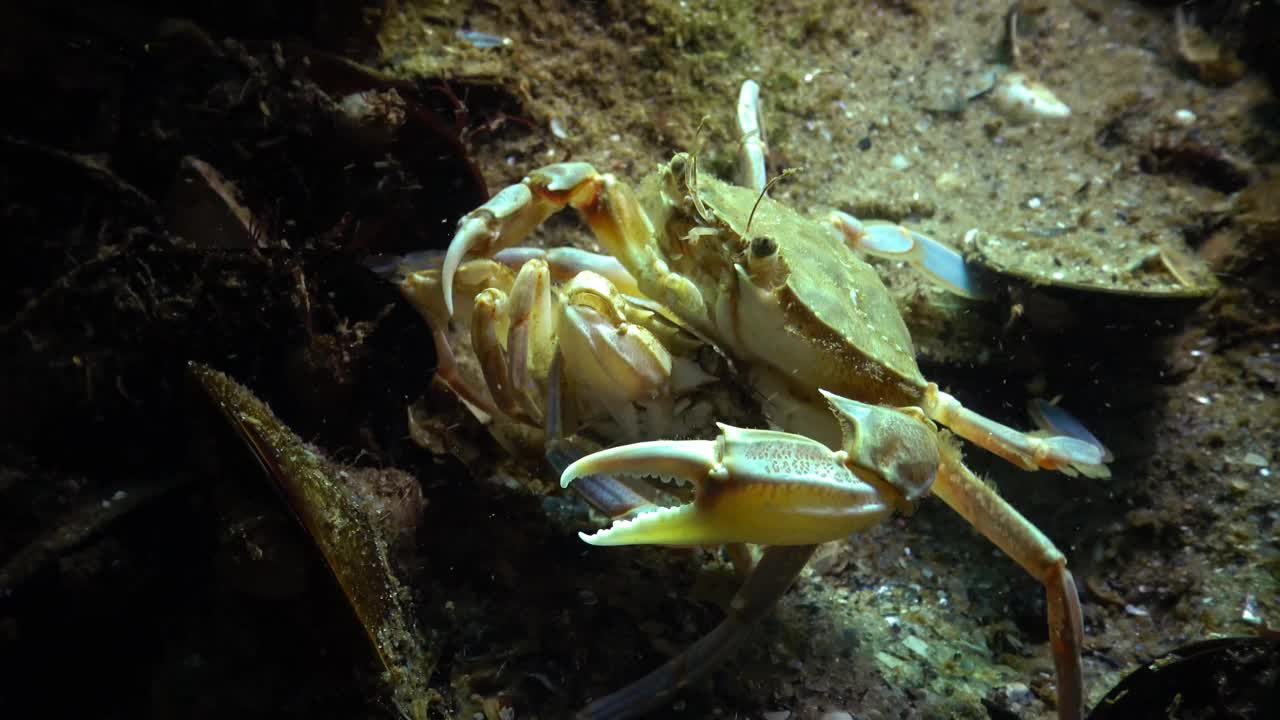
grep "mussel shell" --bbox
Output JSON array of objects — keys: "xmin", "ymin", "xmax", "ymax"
[{"xmin": 1088, "ymin": 635, "xmax": 1280, "ymax": 719}]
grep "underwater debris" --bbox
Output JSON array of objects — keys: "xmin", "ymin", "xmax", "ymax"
[
  {"xmin": 1174, "ymin": 6, "xmax": 1246, "ymax": 87},
  {"xmin": 336, "ymin": 88, "xmax": 409, "ymax": 149},
  {"xmin": 989, "ymin": 71, "xmax": 1071, "ymax": 122},
  {"xmin": 189, "ymin": 363, "xmax": 435, "ymax": 720},
  {"xmin": 0, "ymin": 135, "xmax": 158, "ymax": 220},
  {"xmin": 981, "ymin": 3, "xmax": 1071, "ymax": 122},
  {"xmin": 1141, "ymin": 135, "xmax": 1254, "ymax": 194},
  {"xmin": 168, "ymin": 156, "xmax": 259, "ymax": 249},
  {"xmin": 456, "ymin": 28, "xmax": 512, "ymax": 50},
  {"xmin": 0, "ymin": 474, "xmax": 189, "ymax": 594}
]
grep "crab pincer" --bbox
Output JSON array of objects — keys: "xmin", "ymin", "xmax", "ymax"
[{"xmin": 560, "ymin": 390, "xmax": 945, "ymax": 548}]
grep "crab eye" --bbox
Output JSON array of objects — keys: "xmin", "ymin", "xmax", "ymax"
[
  {"xmin": 746, "ymin": 235, "xmax": 786, "ymax": 288},
  {"xmin": 750, "ymin": 235, "xmax": 777, "ymax": 258}
]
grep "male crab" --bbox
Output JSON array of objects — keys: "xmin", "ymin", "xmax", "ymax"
[{"xmin": 394, "ymin": 80, "xmax": 1106, "ymax": 719}]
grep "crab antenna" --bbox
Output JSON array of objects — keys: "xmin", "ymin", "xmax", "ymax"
[
  {"xmin": 746, "ymin": 167, "xmax": 800, "ymax": 236},
  {"xmin": 689, "ymin": 114, "xmax": 713, "ymax": 184},
  {"xmin": 1005, "ymin": 2, "xmax": 1024, "ymax": 68},
  {"xmin": 692, "ymin": 114, "xmax": 713, "ymax": 149}
]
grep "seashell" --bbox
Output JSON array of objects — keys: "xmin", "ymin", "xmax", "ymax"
[{"xmin": 989, "ymin": 71, "xmax": 1071, "ymax": 122}]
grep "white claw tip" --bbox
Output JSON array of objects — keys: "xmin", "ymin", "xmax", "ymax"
[{"xmin": 441, "ymin": 220, "xmax": 477, "ymax": 317}]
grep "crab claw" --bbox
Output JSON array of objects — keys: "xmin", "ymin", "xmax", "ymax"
[
  {"xmin": 443, "ymin": 184, "xmax": 534, "ymax": 316},
  {"xmin": 443, "ymin": 163, "xmax": 602, "ymax": 317},
  {"xmin": 559, "ymin": 424, "xmax": 894, "ymax": 547}
]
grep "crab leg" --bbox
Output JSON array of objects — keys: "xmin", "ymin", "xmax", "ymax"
[
  {"xmin": 468, "ymin": 256, "xmax": 558, "ymax": 423},
  {"xmin": 469, "ymin": 287, "xmax": 521, "ymax": 415},
  {"xmin": 393, "ymin": 256, "xmax": 515, "ymax": 418},
  {"xmin": 444, "ymin": 163, "xmax": 708, "ymax": 332},
  {"xmin": 562, "ymin": 393, "xmax": 1086, "ymax": 718},
  {"xmin": 830, "ymin": 211, "xmax": 995, "ymax": 301},
  {"xmin": 548, "ymin": 372, "xmax": 814, "ymax": 720},
  {"xmin": 506, "ymin": 258, "xmax": 556, "ymax": 421},
  {"xmin": 930, "ymin": 442, "xmax": 1085, "ymax": 720},
  {"xmin": 557, "ymin": 271, "xmax": 677, "ymax": 440},
  {"xmin": 574, "ymin": 544, "xmax": 816, "ymax": 720},
  {"xmin": 736, "ymin": 79, "xmax": 768, "ymax": 194},
  {"xmin": 544, "ymin": 352, "xmax": 668, "ymax": 520},
  {"xmin": 494, "ymin": 246, "xmax": 642, "ymax": 297},
  {"xmin": 922, "ymin": 384, "xmax": 1105, "ymax": 472},
  {"xmin": 443, "ymin": 175, "xmax": 568, "ymax": 316}
]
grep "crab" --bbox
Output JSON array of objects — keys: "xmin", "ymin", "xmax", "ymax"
[{"xmin": 394, "ymin": 80, "xmax": 1107, "ymax": 720}]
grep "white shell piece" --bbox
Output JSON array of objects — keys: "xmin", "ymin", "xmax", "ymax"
[{"xmin": 989, "ymin": 72, "xmax": 1071, "ymax": 122}]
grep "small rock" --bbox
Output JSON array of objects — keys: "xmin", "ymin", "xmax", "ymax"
[
  {"xmin": 903, "ymin": 634, "xmax": 931, "ymax": 659},
  {"xmin": 1003, "ymin": 682, "xmax": 1033, "ymax": 704},
  {"xmin": 762, "ymin": 711, "xmax": 791, "ymax": 720},
  {"xmin": 1242, "ymin": 594, "xmax": 1263, "ymax": 625},
  {"xmin": 819, "ymin": 712, "xmax": 855, "ymax": 720},
  {"xmin": 934, "ymin": 171, "xmax": 963, "ymax": 192}
]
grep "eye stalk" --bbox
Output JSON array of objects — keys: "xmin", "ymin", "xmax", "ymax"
[{"xmin": 746, "ymin": 234, "xmax": 785, "ymax": 288}]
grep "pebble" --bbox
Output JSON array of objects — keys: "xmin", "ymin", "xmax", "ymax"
[
  {"xmin": 1242, "ymin": 594, "xmax": 1263, "ymax": 624},
  {"xmin": 1003, "ymin": 682, "xmax": 1033, "ymax": 704},
  {"xmin": 820, "ymin": 713, "xmax": 854, "ymax": 720},
  {"xmin": 902, "ymin": 634, "xmax": 931, "ymax": 659},
  {"xmin": 934, "ymin": 171, "xmax": 963, "ymax": 192},
  {"xmin": 456, "ymin": 29, "xmax": 511, "ymax": 49},
  {"xmin": 1242, "ymin": 452, "xmax": 1267, "ymax": 467},
  {"xmin": 890, "ymin": 154, "xmax": 911, "ymax": 170},
  {"xmin": 762, "ymin": 712, "xmax": 792, "ymax": 720},
  {"xmin": 1173, "ymin": 108, "xmax": 1197, "ymax": 126}
]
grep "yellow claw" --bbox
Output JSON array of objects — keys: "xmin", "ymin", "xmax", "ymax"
[{"xmin": 560, "ymin": 422, "xmax": 895, "ymax": 547}]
